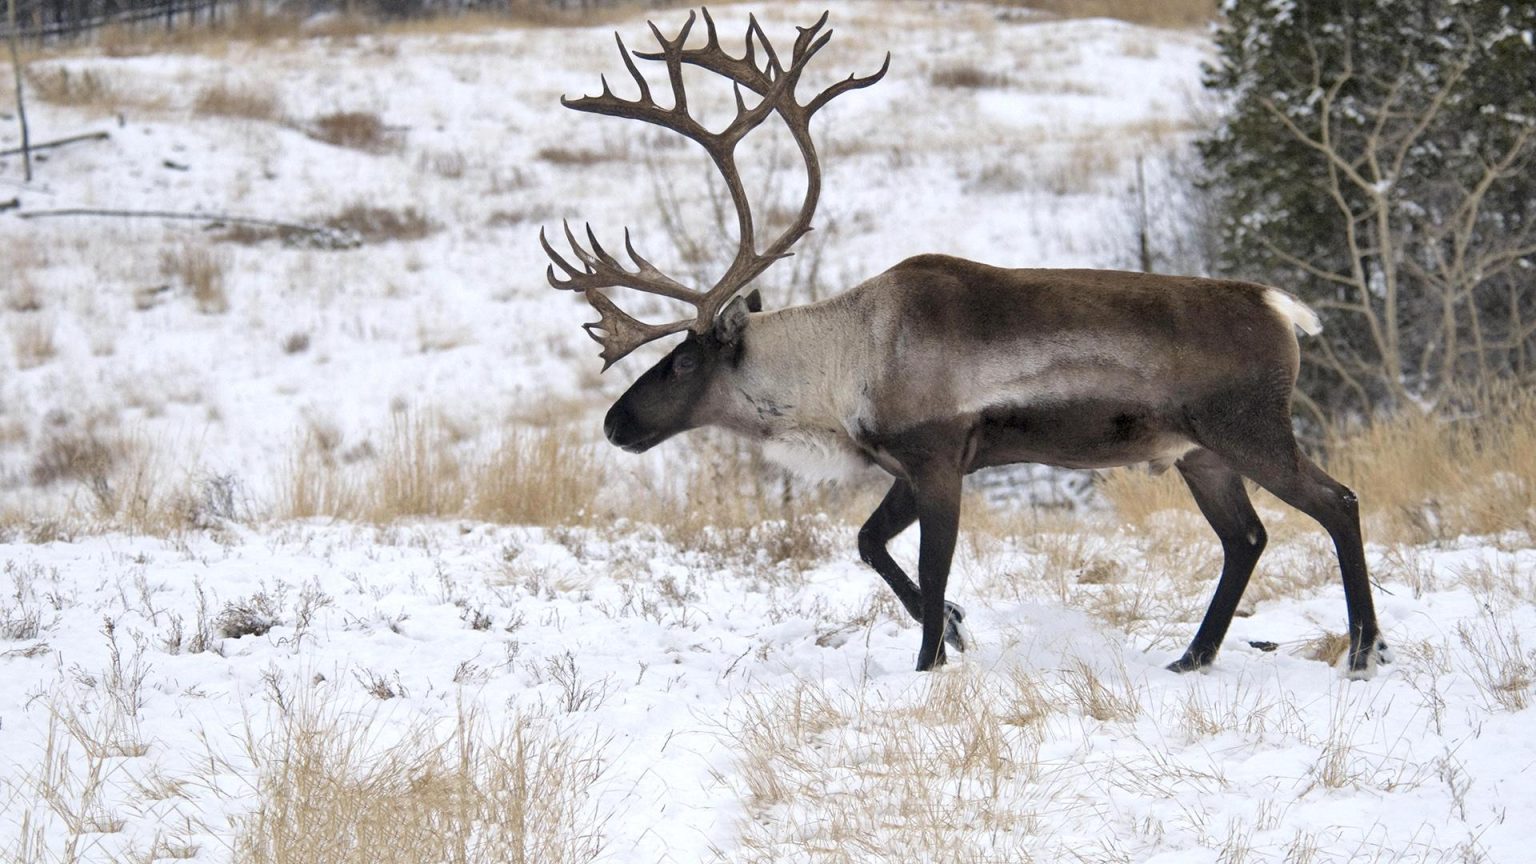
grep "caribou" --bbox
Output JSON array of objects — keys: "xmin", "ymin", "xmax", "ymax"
[{"xmin": 540, "ymin": 9, "xmax": 1390, "ymax": 677}]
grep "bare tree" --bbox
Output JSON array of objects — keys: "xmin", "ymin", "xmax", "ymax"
[{"xmin": 1256, "ymin": 33, "xmax": 1536, "ymax": 414}]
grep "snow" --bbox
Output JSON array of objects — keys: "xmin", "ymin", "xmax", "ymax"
[{"xmin": 2, "ymin": 3, "xmax": 1533, "ymax": 862}]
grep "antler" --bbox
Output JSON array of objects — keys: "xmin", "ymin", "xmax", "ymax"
[{"xmin": 542, "ymin": 8, "xmax": 889, "ymax": 369}]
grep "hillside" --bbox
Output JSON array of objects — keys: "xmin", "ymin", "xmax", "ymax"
[{"xmin": 2, "ymin": 4, "xmax": 1533, "ymax": 862}]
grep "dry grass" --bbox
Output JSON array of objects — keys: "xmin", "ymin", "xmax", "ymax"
[
  {"xmin": 216, "ymin": 204, "xmax": 436, "ymax": 247},
  {"xmin": 1019, "ymin": 0, "xmax": 1220, "ymax": 29},
  {"xmin": 642, "ymin": 433, "xmax": 865, "ymax": 568},
  {"xmin": 1456, "ymin": 612, "xmax": 1533, "ymax": 712},
  {"xmin": 470, "ymin": 431, "xmax": 605, "ymax": 525},
  {"xmin": 6, "ymin": 274, "xmax": 43, "ymax": 313},
  {"xmin": 325, "ymin": 204, "xmax": 437, "ymax": 244},
  {"xmin": 159, "ymin": 246, "xmax": 231, "ymax": 314},
  {"xmin": 95, "ymin": 10, "xmax": 311, "ymax": 57},
  {"xmin": 307, "ymin": 111, "xmax": 395, "ymax": 152},
  {"xmin": 419, "ymin": 148, "xmax": 469, "ymax": 179},
  {"xmin": 283, "ymin": 426, "xmax": 364, "ymax": 521},
  {"xmin": 535, "ymin": 145, "xmax": 625, "ymax": 166},
  {"xmin": 193, "ymin": 81, "xmax": 283, "ymax": 121},
  {"xmin": 282, "ymin": 413, "xmax": 603, "ymax": 527},
  {"xmin": 930, "ymin": 64, "xmax": 1011, "ymax": 89},
  {"xmin": 232, "ymin": 695, "xmax": 607, "ymax": 864},
  {"xmin": 30, "ymin": 429, "xmax": 125, "ymax": 488},
  {"xmin": 24, "ymin": 67, "xmax": 114, "ymax": 108},
  {"xmin": 281, "ymin": 416, "xmax": 853, "ymax": 564},
  {"xmin": 729, "ymin": 666, "xmax": 1138, "ymax": 862},
  {"xmin": 1098, "ymin": 387, "xmax": 1536, "ymax": 548},
  {"xmin": 365, "ymin": 412, "xmax": 468, "ymax": 521},
  {"xmin": 10, "ymin": 318, "xmax": 58, "ymax": 369},
  {"xmin": 24, "ymin": 423, "xmax": 239, "ymax": 536},
  {"xmin": 1328, "ymin": 387, "xmax": 1536, "ymax": 543},
  {"xmin": 1299, "ymin": 631, "xmax": 1351, "ymax": 666}
]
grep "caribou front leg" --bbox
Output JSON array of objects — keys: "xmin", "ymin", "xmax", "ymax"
[{"xmin": 858, "ymin": 479, "xmax": 970, "ymax": 658}]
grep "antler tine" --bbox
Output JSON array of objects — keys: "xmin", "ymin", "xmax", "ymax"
[
  {"xmin": 562, "ymin": 219, "xmax": 601, "ymax": 271},
  {"xmin": 539, "ymin": 226, "xmax": 592, "ymax": 291},
  {"xmin": 808, "ymin": 52, "xmax": 891, "ymax": 117},
  {"xmin": 699, "ymin": 5, "xmax": 721, "ymax": 52},
  {"xmin": 789, "ymin": 11, "xmax": 831, "ymax": 72},
  {"xmin": 614, "ymin": 32, "xmax": 652, "ymax": 104},
  {"xmin": 646, "ymin": 11, "xmax": 696, "ymax": 116},
  {"xmin": 582, "ymin": 291, "xmax": 693, "ymax": 371},
  {"xmin": 748, "ymin": 14, "xmax": 781, "ymax": 77}
]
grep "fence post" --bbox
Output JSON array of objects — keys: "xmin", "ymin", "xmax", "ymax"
[{"xmin": 5, "ymin": 0, "xmax": 31, "ymax": 182}]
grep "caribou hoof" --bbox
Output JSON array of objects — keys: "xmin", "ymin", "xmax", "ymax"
[
  {"xmin": 942, "ymin": 601, "xmax": 971, "ymax": 654},
  {"xmin": 1165, "ymin": 651, "xmax": 1213, "ymax": 674},
  {"xmin": 1345, "ymin": 638, "xmax": 1392, "ymax": 681}
]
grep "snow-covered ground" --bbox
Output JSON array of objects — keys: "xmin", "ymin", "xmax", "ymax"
[{"xmin": 2, "ymin": 3, "xmax": 1533, "ymax": 862}]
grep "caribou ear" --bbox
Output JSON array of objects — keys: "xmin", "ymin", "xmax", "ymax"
[
  {"xmin": 745, "ymin": 289, "xmax": 763, "ymax": 313},
  {"xmin": 716, "ymin": 294, "xmax": 754, "ymax": 344}
]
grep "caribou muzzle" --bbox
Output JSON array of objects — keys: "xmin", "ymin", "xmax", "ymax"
[{"xmin": 603, "ymin": 402, "xmax": 664, "ymax": 453}]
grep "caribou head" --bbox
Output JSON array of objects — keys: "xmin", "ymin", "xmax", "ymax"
[
  {"xmin": 542, "ymin": 9, "xmax": 1392, "ymax": 679},
  {"xmin": 540, "ymin": 9, "xmax": 885, "ymax": 452},
  {"xmin": 601, "ymin": 290, "xmax": 760, "ymax": 453}
]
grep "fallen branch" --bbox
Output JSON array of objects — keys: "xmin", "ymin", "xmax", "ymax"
[
  {"xmin": 0, "ymin": 130, "xmax": 111, "ymax": 158},
  {"xmin": 16, "ymin": 207, "xmax": 362, "ymax": 249}
]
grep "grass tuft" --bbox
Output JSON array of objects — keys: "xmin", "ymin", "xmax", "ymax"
[
  {"xmin": 307, "ymin": 111, "xmax": 395, "ymax": 152},
  {"xmin": 930, "ymin": 64, "xmax": 1011, "ymax": 89},
  {"xmin": 232, "ymin": 692, "xmax": 608, "ymax": 864},
  {"xmin": 193, "ymin": 82, "xmax": 283, "ymax": 121},
  {"xmin": 325, "ymin": 204, "xmax": 437, "ymax": 244},
  {"xmin": 159, "ymin": 246, "xmax": 231, "ymax": 314}
]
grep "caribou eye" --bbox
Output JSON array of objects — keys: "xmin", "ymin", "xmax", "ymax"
[{"xmin": 673, "ymin": 353, "xmax": 699, "ymax": 376}]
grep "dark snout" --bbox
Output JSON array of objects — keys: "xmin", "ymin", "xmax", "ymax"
[{"xmin": 603, "ymin": 401, "xmax": 663, "ymax": 453}]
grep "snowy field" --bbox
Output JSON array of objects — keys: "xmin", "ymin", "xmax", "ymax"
[{"xmin": 2, "ymin": 2, "xmax": 1534, "ymax": 862}]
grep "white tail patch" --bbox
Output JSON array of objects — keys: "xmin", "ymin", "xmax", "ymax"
[{"xmin": 1264, "ymin": 288, "xmax": 1322, "ymax": 336}]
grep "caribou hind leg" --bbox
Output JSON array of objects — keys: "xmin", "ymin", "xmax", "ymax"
[
  {"xmin": 1167, "ymin": 448, "xmax": 1267, "ymax": 672},
  {"xmin": 1191, "ymin": 402, "xmax": 1389, "ymax": 678},
  {"xmin": 857, "ymin": 479, "xmax": 970, "ymax": 660}
]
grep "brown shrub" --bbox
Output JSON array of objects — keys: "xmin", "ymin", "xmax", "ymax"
[
  {"xmin": 930, "ymin": 64, "xmax": 1010, "ymax": 89},
  {"xmin": 31, "ymin": 431, "xmax": 122, "ymax": 487},
  {"xmin": 535, "ymin": 146, "xmax": 622, "ymax": 165},
  {"xmin": 324, "ymin": 205, "xmax": 437, "ymax": 244},
  {"xmin": 308, "ymin": 111, "xmax": 395, "ymax": 152},
  {"xmin": 193, "ymin": 82, "xmax": 283, "ymax": 121}
]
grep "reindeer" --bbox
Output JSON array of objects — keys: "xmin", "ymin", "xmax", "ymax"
[{"xmin": 540, "ymin": 9, "xmax": 1391, "ymax": 677}]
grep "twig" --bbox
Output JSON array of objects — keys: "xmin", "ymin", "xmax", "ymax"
[{"xmin": 0, "ymin": 130, "xmax": 109, "ymax": 157}]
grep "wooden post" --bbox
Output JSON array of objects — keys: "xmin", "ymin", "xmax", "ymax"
[
  {"xmin": 4, "ymin": 0, "xmax": 30, "ymax": 182},
  {"xmin": 1135, "ymin": 153, "xmax": 1151, "ymax": 273}
]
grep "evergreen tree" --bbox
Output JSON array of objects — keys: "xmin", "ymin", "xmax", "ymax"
[{"xmin": 1201, "ymin": 0, "xmax": 1536, "ymax": 419}]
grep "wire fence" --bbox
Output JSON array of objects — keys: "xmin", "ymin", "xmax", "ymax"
[
  {"xmin": 5, "ymin": 0, "xmax": 232, "ymax": 40},
  {"xmin": 1, "ymin": 0, "xmax": 646, "ymax": 42}
]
